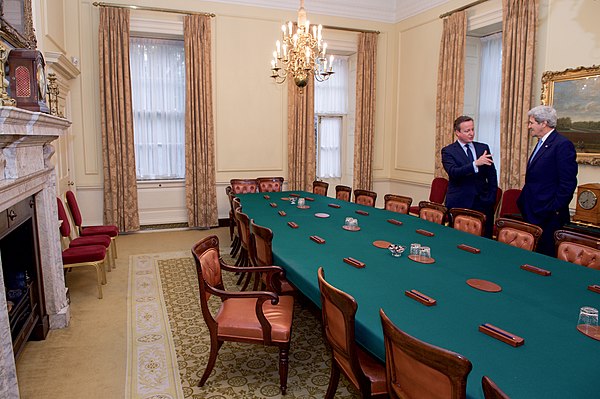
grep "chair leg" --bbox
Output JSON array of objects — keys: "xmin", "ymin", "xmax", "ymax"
[
  {"xmin": 92, "ymin": 263, "xmax": 104, "ymax": 299},
  {"xmin": 230, "ymin": 236, "xmax": 240, "ymax": 257},
  {"xmin": 325, "ymin": 361, "xmax": 340, "ymax": 399},
  {"xmin": 199, "ymin": 339, "xmax": 223, "ymax": 387},
  {"xmin": 111, "ymin": 237, "xmax": 118, "ymax": 258},
  {"xmin": 278, "ymin": 344, "xmax": 290, "ymax": 395}
]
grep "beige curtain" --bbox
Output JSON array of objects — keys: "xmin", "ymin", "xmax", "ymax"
[
  {"xmin": 434, "ymin": 11, "xmax": 467, "ymax": 178},
  {"xmin": 287, "ymin": 80, "xmax": 315, "ymax": 191},
  {"xmin": 184, "ymin": 15, "xmax": 218, "ymax": 228},
  {"xmin": 499, "ymin": 0, "xmax": 539, "ymax": 189},
  {"xmin": 98, "ymin": 7, "xmax": 139, "ymax": 232},
  {"xmin": 353, "ymin": 32, "xmax": 378, "ymax": 190}
]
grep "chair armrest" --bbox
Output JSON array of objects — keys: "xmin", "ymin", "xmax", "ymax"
[{"xmin": 220, "ymin": 260, "xmax": 288, "ymax": 294}]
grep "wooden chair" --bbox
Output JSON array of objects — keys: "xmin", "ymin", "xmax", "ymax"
[
  {"xmin": 354, "ymin": 189, "xmax": 377, "ymax": 207},
  {"xmin": 449, "ymin": 208, "xmax": 486, "ymax": 237},
  {"xmin": 257, "ymin": 177, "xmax": 284, "ymax": 192},
  {"xmin": 409, "ymin": 177, "xmax": 449, "ymax": 215},
  {"xmin": 192, "ymin": 235, "xmax": 294, "ymax": 394},
  {"xmin": 384, "ymin": 194, "xmax": 413, "ymax": 214},
  {"xmin": 482, "ymin": 376, "xmax": 510, "ymax": 399},
  {"xmin": 380, "ymin": 308, "xmax": 472, "ymax": 399},
  {"xmin": 230, "ymin": 178, "xmax": 258, "ymax": 194},
  {"xmin": 313, "ymin": 180, "xmax": 329, "ymax": 196},
  {"xmin": 229, "ymin": 196, "xmax": 242, "ymax": 258},
  {"xmin": 495, "ymin": 218, "xmax": 543, "ymax": 252},
  {"xmin": 498, "ymin": 188, "xmax": 522, "ymax": 220},
  {"xmin": 418, "ymin": 201, "xmax": 448, "ymax": 225},
  {"xmin": 554, "ymin": 229, "xmax": 600, "ymax": 270},
  {"xmin": 233, "ymin": 208, "xmax": 254, "ymax": 285},
  {"xmin": 335, "ymin": 185, "xmax": 352, "ymax": 202},
  {"xmin": 317, "ymin": 267, "xmax": 387, "ymax": 399}
]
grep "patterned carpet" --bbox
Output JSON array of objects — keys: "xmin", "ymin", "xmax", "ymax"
[{"xmin": 128, "ymin": 250, "xmax": 360, "ymax": 398}]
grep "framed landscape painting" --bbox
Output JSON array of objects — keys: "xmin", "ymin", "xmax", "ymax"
[{"xmin": 541, "ymin": 65, "xmax": 600, "ymax": 165}]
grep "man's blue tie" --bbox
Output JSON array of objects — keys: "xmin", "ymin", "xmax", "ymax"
[
  {"xmin": 464, "ymin": 144, "xmax": 474, "ymax": 163},
  {"xmin": 529, "ymin": 139, "xmax": 543, "ymax": 164}
]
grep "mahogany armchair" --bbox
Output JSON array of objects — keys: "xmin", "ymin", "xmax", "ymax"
[
  {"xmin": 335, "ymin": 185, "xmax": 352, "ymax": 202},
  {"xmin": 495, "ymin": 218, "xmax": 543, "ymax": 252},
  {"xmin": 418, "ymin": 201, "xmax": 448, "ymax": 225},
  {"xmin": 384, "ymin": 194, "xmax": 413, "ymax": 214},
  {"xmin": 554, "ymin": 229, "xmax": 600, "ymax": 270},
  {"xmin": 354, "ymin": 189, "xmax": 377, "ymax": 207},
  {"xmin": 482, "ymin": 376, "xmax": 510, "ymax": 399},
  {"xmin": 192, "ymin": 235, "xmax": 294, "ymax": 394},
  {"xmin": 449, "ymin": 208, "xmax": 487, "ymax": 237},
  {"xmin": 230, "ymin": 178, "xmax": 258, "ymax": 194},
  {"xmin": 257, "ymin": 177, "xmax": 284, "ymax": 192},
  {"xmin": 409, "ymin": 177, "xmax": 448, "ymax": 215},
  {"xmin": 312, "ymin": 180, "xmax": 329, "ymax": 196}
]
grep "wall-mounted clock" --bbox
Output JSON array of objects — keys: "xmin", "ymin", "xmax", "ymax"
[
  {"xmin": 7, "ymin": 49, "xmax": 49, "ymax": 113},
  {"xmin": 573, "ymin": 183, "xmax": 600, "ymax": 225}
]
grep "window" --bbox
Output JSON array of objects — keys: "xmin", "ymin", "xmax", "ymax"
[
  {"xmin": 130, "ymin": 37, "xmax": 186, "ymax": 180},
  {"xmin": 314, "ymin": 56, "xmax": 349, "ymax": 178}
]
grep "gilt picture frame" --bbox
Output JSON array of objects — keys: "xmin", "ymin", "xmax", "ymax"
[
  {"xmin": 0, "ymin": 0, "xmax": 37, "ymax": 49},
  {"xmin": 541, "ymin": 65, "xmax": 600, "ymax": 165}
]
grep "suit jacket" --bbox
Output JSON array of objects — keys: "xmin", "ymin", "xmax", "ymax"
[
  {"xmin": 441, "ymin": 141, "xmax": 498, "ymax": 210},
  {"xmin": 517, "ymin": 130, "xmax": 578, "ymax": 226}
]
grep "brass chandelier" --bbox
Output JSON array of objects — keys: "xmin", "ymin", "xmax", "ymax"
[{"xmin": 270, "ymin": 0, "xmax": 334, "ymax": 88}]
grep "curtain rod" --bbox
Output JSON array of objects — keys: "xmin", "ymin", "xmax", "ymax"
[
  {"xmin": 439, "ymin": 0, "xmax": 489, "ymax": 19},
  {"xmin": 92, "ymin": 2, "xmax": 216, "ymax": 17},
  {"xmin": 322, "ymin": 25, "xmax": 380, "ymax": 34}
]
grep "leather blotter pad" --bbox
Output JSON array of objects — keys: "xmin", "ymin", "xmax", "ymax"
[
  {"xmin": 479, "ymin": 323, "xmax": 524, "ymax": 347},
  {"xmin": 457, "ymin": 244, "xmax": 480, "ymax": 254},
  {"xmin": 269, "ymin": 202, "xmax": 278, "ymax": 208},
  {"xmin": 289, "ymin": 193, "xmax": 300, "ymax": 197},
  {"xmin": 278, "ymin": 210, "xmax": 287, "ymax": 217},
  {"xmin": 310, "ymin": 235, "xmax": 325, "ymax": 244},
  {"xmin": 387, "ymin": 219, "xmax": 403, "ymax": 226},
  {"xmin": 520, "ymin": 264, "xmax": 551, "ymax": 276},
  {"xmin": 328, "ymin": 203, "xmax": 341, "ymax": 208},
  {"xmin": 588, "ymin": 284, "xmax": 600, "ymax": 294},
  {"xmin": 287, "ymin": 221, "xmax": 299, "ymax": 229},
  {"xmin": 305, "ymin": 197, "xmax": 315, "ymax": 201},
  {"xmin": 263, "ymin": 195, "xmax": 270, "ymax": 199},
  {"xmin": 416, "ymin": 229, "xmax": 434, "ymax": 237},
  {"xmin": 355, "ymin": 210, "xmax": 369, "ymax": 216},
  {"xmin": 343, "ymin": 257, "xmax": 365, "ymax": 268},
  {"xmin": 405, "ymin": 289, "xmax": 436, "ymax": 306}
]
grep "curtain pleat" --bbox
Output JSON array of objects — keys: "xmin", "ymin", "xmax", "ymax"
[
  {"xmin": 353, "ymin": 32, "xmax": 377, "ymax": 190},
  {"xmin": 499, "ymin": 0, "xmax": 539, "ymax": 189},
  {"xmin": 434, "ymin": 11, "xmax": 467, "ymax": 178},
  {"xmin": 98, "ymin": 7, "xmax": 140, "ymax": 232},
  {"xmin": 287, "ymin": 80, "xmax": 316, "ymax": 191},
  {"xmin": 184, "ymin": 15, "xmax": 218, "ymax": 228}
]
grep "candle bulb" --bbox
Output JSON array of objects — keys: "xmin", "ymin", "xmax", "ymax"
[
  {"xmin": 288, "ymin": 21, "xmax": 293, "ymax": 36},
  {"xmin": 281, "ymin": 24, "xmax": 286, "ymax": 35},
  {"xmin": 276, "ymin": 40, "xmax": 281, "ymax": 57},
  {"xmin": 312, "ymin": 25, "xmax": 317, "ymax": 38},
  {"xmin": 271, "ymin": 60, "xmax": 276, "ymax": 69}
]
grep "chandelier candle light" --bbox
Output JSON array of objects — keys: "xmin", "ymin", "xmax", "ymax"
[{"xmin": 270, "ymin": 0, "xmax": 334, "ymax": 88}]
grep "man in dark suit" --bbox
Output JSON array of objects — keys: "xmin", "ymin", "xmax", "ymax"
[
  {"xmin": 442, "ymin": 115, "xmax": 498, "ymax": 238},
  {"xmin": 517, "ymin": 105, "xmax": 578, "ymax": 257}
]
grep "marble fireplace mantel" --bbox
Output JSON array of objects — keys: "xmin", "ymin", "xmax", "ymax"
[{"xmin": 0, "ymin": 106, "xmax": 71, "ymax": 399}]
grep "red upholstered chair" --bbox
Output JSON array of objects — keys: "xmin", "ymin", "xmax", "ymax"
[
  {"xmin": 335, "ymin": 185, "xmax": 352, "ymax": 202},
  {"xmin": 495, "ymin": 218, "xmax": 543, "ymax": 252},
  {"xmin": 192, "ymin": 235, "xmax": 294, "ymax": 394},
  {"xmin": 380, "ymin": 308, "xmax": 472, "ymax": 399},
  {"xmin": 313, "ymin": 180, "xmax": 329, "ymax": 196},
  {"xmin": 317, "ymin": 267, "xmax": 387, "ymax": 399},
  {"xmin": 257, "ymin": 177, "xmax": 284, "ymax": 192},
  {"xmin": 449, "ymin": 208, "xmax": 486, "ymax": 236},
  {"xmin": 498, "ymin": 189, "xmax": 522, "ymax": 219},
  {"xmin": 354, "ymin": 189, "xmax": 377, "ymax": 207},
  {"xmin": 482, "ymin": 376, "xmax": 510, "ymax": 399},
  {"xmin": 409, "ymin": 177, "xmax": 449, "ymax": 215},
  {"xmin": 230, "ymin": 178, "xmax": 258, "ymax": 194},
  {"xmin": 554, "ymin": 230, "xmax": 600, "ymax": 270},
  {"xmin": 418, "ymin": 201, "xmax": 448, "ymax": 225},
  {"xmin": 65, "ymin": 190, "xmax": 119, "ymax": 256},
  {"xmin": 384, "ymin": 194, "xmax": 413, "ymax": 214}
]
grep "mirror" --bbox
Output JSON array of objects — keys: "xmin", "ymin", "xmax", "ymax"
[{"xmin": 0, "ymin": 0, "xmax": 36, "ymax": 49}]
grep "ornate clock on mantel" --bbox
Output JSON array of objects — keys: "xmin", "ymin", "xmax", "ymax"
[
  {"xmin": 7, "ymin": 48, "xmax": 49, "ymax": 113},
  {"xmin": 573, "ymin": 183, "xmax": 600, "ymax": 225}
]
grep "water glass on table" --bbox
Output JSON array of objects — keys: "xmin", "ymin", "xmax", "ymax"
[
  {"xmin": 419, "ymin": 246, "xmax": 431, "ymax": 259},
  {"xmin": 578, "ymin": 306, "xmax": 599, "ymax": 333},
  {"xmin": 410, "ymin": 243, "xmax": 421, "ymax": 256},
  {"xmin": 297, "ymin": 198, "xmax": 305, "ymax": 207}
]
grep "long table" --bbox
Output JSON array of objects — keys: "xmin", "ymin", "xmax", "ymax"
[{"xmin": 238, "ymin": 191, "xmax": 600, "ymax": 398}]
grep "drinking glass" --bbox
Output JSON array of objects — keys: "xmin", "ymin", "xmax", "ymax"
[
  {"xmin": 297, "ymin": 198, "xmax": 305, "ymax": 207},
  {"xmin": 290, "ymin": 197, "xmax": 296, "ymax": 205},
  {"xmin": 410, "ymin": 243, "xmax": 421, "ymax": 256},
  {"xmin": 348, "ymin": 218, "xmax": 358, "ymax": 228},
  {"xmin": 345, "ymin": 217, "xmax": 353, "ymax": 226},
  {"xmin": 419, "ymin": 246, "xmax": 431, "ymax": 259},
  {"xmin": 578, "ymin": 306, "xmax": 599, "ymax": 333}
]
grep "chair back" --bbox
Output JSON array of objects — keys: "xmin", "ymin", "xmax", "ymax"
[
  {"xmin": 380, "ymin": 309, "xmax": 472, "ymax": 399},
  {"xmin": 482, "ymin": 376, "xmax": 510, "ymax": 399},
  {"xmin": 251, "ymin": 220, "xmax": 274, "ymax": 266},
  {"xmin": 191, "ymin": 236, "xmax": 224, "ymax": 334},
  {"xmin": 354, "ymin": 189, "xmax": 377, "ymax": 207},
  {"xmin": 335, "ymin": 185, "xmax": 352, "ymax": 201},
  {"xmin": 257, "ymin": 177, "xmax": 284, "ymax": 192},
  {"xmin": 234, "ymin": 208, "xmax": 252, "ymax": 253},
  {"xmin": 313, "ymin": 180, "xmax": 329, "ymax": 196},
  {"xmin": 56, "ymin": 198, "xmax": 72, "ymax": 238},
  {"xmin": 498, "ymin": 189, "xmax": 522, "ymax": 218},
  {"xmin": 65, "ymin": 190, "xmax": 84, "ymax": 228},
  {"xmin": 449, "ymin": 208, "xmax": 486, "ymax": 236},
  {"xmin": 384, "ymin": 194, "xmax": 412, "ymax": 214},
  {"xmin": 429, "ymin": 177, "xmax": 449, "ymax": 204},
  {"xmin": 496, "ymin": 218, "xmax": 542, "ymax": 251},
  {"xmin": 419, "ymin": 201, "xmax": 448, "ymax": 225},
  {"xmin": 230, "ymin": 178, "xmax": 259, "ymax": 194},
  {"xmin": 494, "ymin": 187, "xmax": 503, "ymax": 217},
  {"xmin": 555, "ymin": 230, "xmax": 600, "ymax": 270},
  {"xmin": 317, "ymin": 267, "xmax": 371, "ymax": 394}
]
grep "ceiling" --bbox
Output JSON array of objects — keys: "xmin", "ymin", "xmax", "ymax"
[{"xmin": 207, "ymin": 0, "xmax": 451, "ymax": 23}]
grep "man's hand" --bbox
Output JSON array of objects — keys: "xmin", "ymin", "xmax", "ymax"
[{"xmin": 475, "ymin": 150, "xmax": 494, "ymax": 166}]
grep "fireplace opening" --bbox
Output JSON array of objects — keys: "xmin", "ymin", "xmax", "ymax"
[{"xmin": 1, "ymin": 196, "xmax": 49, "ymax": 359}]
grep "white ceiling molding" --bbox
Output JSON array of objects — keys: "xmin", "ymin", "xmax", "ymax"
[{"xmin": 467, "ymin": 8, "xmax": 502, "ymax": 32}]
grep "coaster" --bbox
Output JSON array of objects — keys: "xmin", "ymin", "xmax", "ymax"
[
  {"xmin": 466, "ymin": 278, "xmax": 502, "ymax": 292},
  {"xmin": 373, "ymin": 240, "xmax": 391, "ymax": 248},
  {"xmin": 297, "ymin": 205, "xmax": 310, "ymax": 209},
  {"xmin": 577, "ymin": 325, "xmax": 600, "ymax": 341},
  {"xmin": 407, "ymin": 255, "xmax": 435, "ymax": 264},
  {"xmin": 342, "ymin": 225, "xmax": 361, "ymax": 231},
  {"xmin": 315, "ymin": 213, "xmax": 330, "ymax": 218}
]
